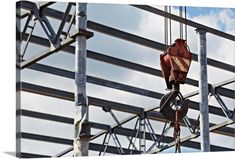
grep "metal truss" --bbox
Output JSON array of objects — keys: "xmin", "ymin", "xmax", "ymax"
[{"xmin": 16, "ymin": 1, "xmax": 235, "ymax": 158}]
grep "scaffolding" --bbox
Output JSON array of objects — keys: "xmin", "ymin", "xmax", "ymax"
[{"xmin": 16, "ymin": 1, "xmax": 235, "ymax": 158}]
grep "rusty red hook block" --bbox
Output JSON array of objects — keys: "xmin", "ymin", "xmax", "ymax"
[
  {"xmin": 160, "ymin": 38, "xmax": 192, "ymax": 89},
  {"xmin": 159, "ymin": 39, "xmax": 192, "ymax": 122}
]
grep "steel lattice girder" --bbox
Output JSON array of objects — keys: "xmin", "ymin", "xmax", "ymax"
[
  {"xmin": 18, "ymin": 108, "xmax": 234, "ymax": 153},
  {"xmin": 19, "ymin": 109, "xmax": 235, "ymax": 144}
]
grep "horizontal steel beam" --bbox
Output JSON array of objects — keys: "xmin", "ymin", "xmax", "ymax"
[
  {"xmin": 39, "ymin": 2, "xmax": 56, "ymax": 9},
  {"xmin": 27, "ymin": 63, "xmax": 232, "ymax": 117},
  {"xmin": 19, "ymin": 1, "xmax": 55, "ymax": 11},
  {"xmin": 23, "ymin": 33, "xmax": 235, "ymax": 99},
  {"xmin": 20, "ymin": 83, "xmax": 235, "ymax": 137},
  {"xmin": 19, "ymin": 109, "xmax": 171, "ymax": 142},
  {"xmin": 87, "ymin": 20, "xmax": 235, "ymax": 73},
  {"xmin": 20, "ymin": 2, "xmax": 235, "ymax": 42},
  {"xmin": 89, "ymin": 96, "xmax": 144, "ymax": 114},
  {"xmin": 55, "ymin": 143, "xmax": 141, "ymax": 157},
  {"xmin": 19, "ymin": 132, "xmax": 72, "ymax": 145},
  {"xmin": 21, "ymin": 82, "xmax": 144, "ymax": 114},
  {"xmin": 184, "ymin": 77, "xmax": 235, "ymax": 99},
  {"xmin": 19, "ymin": 109, "xmax": 73, "ymax": 124},
  {"xmin": 20, "ymin": 132, "xmax": 234, "ymax": 154},
  {"xmin": 90, "ymin": 143, "xmax": 140, "ymax": 154},
  {"xmin": 20, "ymin": 109, "xmax": 235, "ymax": 154},
  {"xmin": 19, "ymin": 152, "xmax": 51, "ymax": 158},
  {"xmin": 20, "ymin": 5, "xmax": 235, "ymax": 73},
  {"xmin": 213, "ymin": 77, "xmax": 235, "ymax": 88},
  {"xmin": 28, "ymin": 63, "xmax": 161, "ymax": 98},
  {"xmin": 131, "ymin": 5, "xmax": 235, "ymax": 41},
  {"xmin": 20, "ymin": 132, "xmax": 141, "ymax": 155}
]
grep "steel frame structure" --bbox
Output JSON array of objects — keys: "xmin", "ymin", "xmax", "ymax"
[{"xmin": 16, "ymin": 1, "xmax": 235, "ymax": 158}]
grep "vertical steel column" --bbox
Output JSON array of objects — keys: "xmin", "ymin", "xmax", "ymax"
[
  {"xmin": 196, "ymin": 28, "xmax": 210, "ymax": 152},
  {"xmin": 139, "ymin": 117, "xmax": 146, "ymax": 153},
  {"xmin": 74, "ymin": 3, "xmax": 89, "ymax": 156},
  {"xmin": 16, "ymin": 2, "xmax": 21, "ymax": 157}
]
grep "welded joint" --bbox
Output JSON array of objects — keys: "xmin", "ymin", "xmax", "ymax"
[
  {"xmin": 183, "ymin": 116, "xmax": 195, "ymax": 134},
  {"xmin": 112, "ymin": 132, "xmax": 124, "ymax": 154},
  {"xmin": 76, "ymin": 29, "xmax": 94, "ymax": 39},
  {"xmin": 232, "ymin": 107, "xmax": 235, "ymax": 122},
  {"xmin": 102, "ymin": 105, "xmax": 111, "ymax": 112},
  {"xmin": 195, "ymin": 27, "xmax": 207, "ymax": 34},
  {"xmin": 77, "ymin": 11, "xmax": 86, "ymax": 18},
  {"xmin": 214, "ymin": 93, "xmax": 232, "ymax": 119},
  {"xmin": 79, "ymin": 122, "xmax": 92, "ymax": 141},
  {"xmin": 208, "ymin": 84, "xmax": 232, "ymax": 119},
  {"xmin": 208, "ymin": 84, "xmax": 217, "ymax": 95},
  {"xmin": 139, "ymin": 109, "xmax": 146, "ymax": 120},
  {"xmin": 77, "ymin": 93, "xmax": 88, "ymax": 106},
  {"xmin": 53, "ymin": 3, "xmax": 73, "ymax": 44},
  {"xmin": 192, "ymin": 115, "xmax": 200, "ymax": 134},
  {"xmin": 101, "ymin": 106, "xmax": 119, "ymax": 124},
  {"xmin": 138, "ymin": 117, "xmax": 146, "ymax": 153},
  {"xmin": 28, "ymin": 3, "xmax": 60, "ymax": 49}
]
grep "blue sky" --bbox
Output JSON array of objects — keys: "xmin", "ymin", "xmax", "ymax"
[
  {"xmin": 187, "ymin": 6, "xmax": 235, "ymax": 17},
  {"xmin": 186, "ymin": 7, "xmax": 235, "ymax": 32},
  {"xmin": 187, "ymin": 7, "xmax": 221, "ymax": 17}
]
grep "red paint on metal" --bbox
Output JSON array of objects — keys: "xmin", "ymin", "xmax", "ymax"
[{"xmin": 160, "ymin": 38, "xmax": 192, "ymax": 89}]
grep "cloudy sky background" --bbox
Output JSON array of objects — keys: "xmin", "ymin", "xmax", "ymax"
[{"xmin": 19, "ymin": 2, "xmax": 235, "ymax": 156}]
